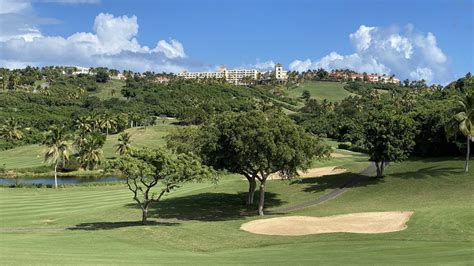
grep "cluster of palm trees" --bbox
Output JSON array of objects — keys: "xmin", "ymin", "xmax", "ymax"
[{"xmin": 42, "ymin": 113, "xmax": 134, "ymax": 188}]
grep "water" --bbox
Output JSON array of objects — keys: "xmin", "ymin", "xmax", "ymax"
[{"xmin": 0, "ymin": 176, "xmax": 124, "ymax": 186}]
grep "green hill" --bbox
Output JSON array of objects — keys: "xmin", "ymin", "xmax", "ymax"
[{"xmin": 288, "ymin": 81, "xmax": 354, "ymax": 102}]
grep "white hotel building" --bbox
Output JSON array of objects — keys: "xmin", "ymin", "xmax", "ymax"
[{"xmin": 177, "ymin": 64, "xmax": 287, "ymax": 85}]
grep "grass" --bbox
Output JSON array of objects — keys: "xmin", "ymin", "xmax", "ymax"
[
  {"xmin": 0, "ymin": 157, "xmax": 472, "ymax": 264},
  {"xmin": 90, "ymin": 79, "xmax": 127, "ymax": 100},
  {"xmin": 0, "ymin": 120, "xmax": 178, "ymax": 170},
  {"xmin": 288, "ymin": 81, "xmax": 354, "ymax": 103}
]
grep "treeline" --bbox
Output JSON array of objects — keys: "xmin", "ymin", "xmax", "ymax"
[{"xmin": 292, "ymin": 73, "xmax": 474, "ymax": 157}]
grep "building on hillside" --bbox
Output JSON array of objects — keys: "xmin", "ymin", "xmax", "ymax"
[
  {"xmin": 275, "ymin": 63, "xmax": 288, "ymax": 80},
  {"xmin": 110, "ymin": 73, "xmax": 126, "ymax": 80},
  {"xmin": 156, "ymin": 76, "xmax": 170, "ymax": 83},
  {"xmin": 177, "ymin": 63, "xmax": 288, "ymax": 85},
  {"xmin": 62, "ymin": 66, "xmax": 91, "ymax": 75}
]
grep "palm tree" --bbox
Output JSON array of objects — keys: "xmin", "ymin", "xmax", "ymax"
[
  {"xmin": 78, "ymin": 134, "xmax": 104, "ymax": 170},
  {"xmin": 43, "ymin": 125, "xmax": 72, "ymax": 188},
  {"xmin": 74, "ymin": 116, "xmax": 92, "ymax": 133},
  {"xmin": 115, "ymin": 132, "xmax": 132, "ymax": 155},
  {"xmin": 447, "ymin": 93, "xmax": 474, "ymax": 172},
  {"xmin": 0, "ymin": 118, "xmax": 23, "ymax": 141},
  {"xmin": 99, "ymin": 113, "xmax": 117, "ymax": 135}
]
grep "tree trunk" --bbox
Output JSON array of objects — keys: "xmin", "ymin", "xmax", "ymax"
[
  {"xmin": 141, "ymin": 207, "xmax": 148, "ymax": 225},
  {"xmin": 246, "ymin": 178, "xmax": 256, "ymax": 205},
  {"xmin": 106, "ymin": 127, "xmax": 109, "ymax": 136},
  {"xmin": 258, "ymin": 181, "xmax": 266, "ymax": 216},
  {"xmin": 375, "ymin": 161, "xmax": 385, "ymax": 178},
  {"xmin": 54, "ymin": 163, "xmax": 58, "ymax": 189},
  {"xmin": 465, "ymin": 135, "xmax": 470, "ymax": 173}
]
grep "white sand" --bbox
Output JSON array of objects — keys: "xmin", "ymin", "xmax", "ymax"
[
  {"xmin": 240, "ymin": 211, "xmax": 414, "ymax": 236},
  {"xmin": 268, "ymin": 166, "xmax": 347, "ymax": 180}
]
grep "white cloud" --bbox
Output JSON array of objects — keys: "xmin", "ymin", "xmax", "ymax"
[
  {"xmin": 153, "ymin": 39, "xmax": 186, "ymax": 59},
  {"xmin": 0, "ymin": 11, "xmax": 203, "ymax": 72},
  {"xmin": 409, "ymin": 67, "xmax": 433, "ymax": 81},
  {"xmin": 290, "ymin": 25, "xmax": 452, "ymax": 84},
  {"xmin": 253, "ymin": 60, "xmax": 275, "ymax": 70},
  {"xmin": 349, "ymin": 25, "xmax": 375, "ymax": 52},
  {"xmin": 0, "ymin": 0, "xmax": 31, "ymax": 14}
]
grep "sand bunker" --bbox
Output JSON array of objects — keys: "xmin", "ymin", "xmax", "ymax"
[
  {"xmin": 241, "ymin": 211, "xmax": 413, "ymax": 236},
  {"xmin": 268, "ymin": 166, "xmax": 347, "ymax": 180}
]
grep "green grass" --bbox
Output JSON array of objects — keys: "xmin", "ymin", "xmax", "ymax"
[
  {"xmin": 0, "ymin": 121, "xmax": 177, "ymax": 170},
  {"xmin": 0, "ymin": 157, "xmax": 472, "ymax": 264},
  {"xmin": 288, "ymin": 81, "xmax": 354, "ymax": 103},
  {"xmin": 90, "ymin": 79, "xmax": 126, "ymax": 100}
]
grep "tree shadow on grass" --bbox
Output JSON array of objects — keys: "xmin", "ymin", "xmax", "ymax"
[
  {"xmin": 292, "ymin": 171, "xmax": 384, "ymax": 193},
  {"xmin": 140, "ymin": 192, "xmax": 285, "ymax": 221},
  {"xmin": 388, "ymin": 166, "xmax": 461, "ymax": 179},
  {"xmin": 68, "ymin": 220, "xmax": 179, "ymax": 231}
]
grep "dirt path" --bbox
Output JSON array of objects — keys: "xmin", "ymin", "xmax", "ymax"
[{"xmin": 269, "ymin": 162, "xmax": 377, "ymax": 214}]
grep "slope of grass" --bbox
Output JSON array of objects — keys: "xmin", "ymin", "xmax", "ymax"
[
  {"xmin": 0, "ymin": 157, "xmax": 472, "ymax": 264},
  {"xmin": 288, "ymin": 81, "xmax": 354, "ymax": 102},
  {"xmin": 0, "ymin": 121, "xmax": 177, "ymax": 170},
  {"xmin": 90, "ymin": 79, "xmax": 126, "ymax": 100}
]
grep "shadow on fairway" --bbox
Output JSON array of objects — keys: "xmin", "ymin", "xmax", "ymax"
[
  {"xmin": 388, "ymin": 166, "xmax": 461, "ymax": 179},
  {"xmin": 68, "ymin": 220, "xmax": 178, "ymax": 231},
  {"xmin": 144, "ymin": 192, "xmax": 285, "ymax": 221},
  {"xmin": 294, "ymin": 172, "xmax": 384, "ymax": 193}
]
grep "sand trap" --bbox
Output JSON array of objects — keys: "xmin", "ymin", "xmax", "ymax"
[
  {"xmin": 267, "ymin": 166, "xmax": 347, "ymax": 180},
  {"xmin": 241, "ymin": 211, "xmax": 413, "ymax": 236}
]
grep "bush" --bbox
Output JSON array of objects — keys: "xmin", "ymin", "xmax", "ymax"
[{"xmin": 337, "ymin": 143, "xmax": 351, "ymax": 150}]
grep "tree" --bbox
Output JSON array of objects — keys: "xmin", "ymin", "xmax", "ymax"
[
  {"xmin": 78, "ymin": 133, "xmax": 104, "ymax": 170},
  {"xmin": 364, "ymin": 111, "xmax": 416, "ymax": 178},
  {"xmin": 0, "ymin": 118, "xmax": 23, "ymax": 141},
  {"xmin": 99, "ymin": 113, "xmax": 117, "ymax": 135},
  {"xmin": 110, "ymin": 148, "xmax": 215, "ymax": 224},
  {"xmin": 43, "ymin": 125, "xmax": 72, "ymax": 188},
  {"xmin": 95, "ymin": 68, "xmax": 109, "ymax": 83},
  {"xmin": 165, "ymin": 126, "xmax": 201, "ymax": 155},
  {"xmin": 199, "ymin": 110, "xmax": 330, "ymax": 215},
  {"xmin": 115, "ymin": 132, "xmax": 132, "ymax": 156},
  {"xmin": 447, "ymin": 92, "xmax": 474, "ymax": 172},
  {"xmin": 301, "ymin": 90, "xmax": 311, "ymax": 102}
]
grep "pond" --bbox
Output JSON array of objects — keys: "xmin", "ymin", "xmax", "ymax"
[{"xmin": 0, "ymin": 176, "xmax": 124, "ymax": 186}]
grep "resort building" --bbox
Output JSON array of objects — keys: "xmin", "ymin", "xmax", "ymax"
[
  {"xmin": 275, "ymin": 63, "xmax": 288, "ymax": 80},
  {"xmin": 177, "ymin": 64, "xmax": 287, "ymax": 85}
]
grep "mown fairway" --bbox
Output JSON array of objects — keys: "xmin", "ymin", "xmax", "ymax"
[
  {"xmin": 288, "ymin": 81, "xmax": 354, "ymax": 102},
  {"xmin": 0, "ymin": 121, "xmax": 177, "ymax": 170},
  {"xmin": 0, "ymin": 157, "xmax": 472, "ymax": 264}
]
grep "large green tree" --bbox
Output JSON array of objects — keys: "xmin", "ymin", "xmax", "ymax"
[
  {"xmin": 199, "ymin": 110, "xmax": 330, "ymax": 215},
  {"xmin": 111, "ymin": 148, "xmax": 215, "ymax": 224},
  {"xmin": 364, "ymin": 111, "xmax": 416, "ymax": 178},
  {"xmin": 43, "ymin": 125, "xmax": 72, "ymax": 188}
]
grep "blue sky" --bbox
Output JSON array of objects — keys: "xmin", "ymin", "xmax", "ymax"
[{"xmin": 0, "ymin": 0, "xmax": 472, "ymax": 83}]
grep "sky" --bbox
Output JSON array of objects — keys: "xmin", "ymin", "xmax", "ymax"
[{"xmin": 0, "ymin": 0, "xmax": 472, "ymax": 84}]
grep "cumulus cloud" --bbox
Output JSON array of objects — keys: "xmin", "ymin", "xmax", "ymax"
[
  {"xmin": 289, "ymin": 25, "xmax": 452, "ymax": 84},
  {"xmin": 0, "ymin": 10, "xmax": 205, "ymax": 72}
]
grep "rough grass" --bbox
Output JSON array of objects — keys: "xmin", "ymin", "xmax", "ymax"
[
  {"xmin": 288, "ymin": 81, "xmax": 354, "ymax": 102},
  {"xmin": 0, "ymin": 157, "xmax": 472, "ymax": 264}
]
